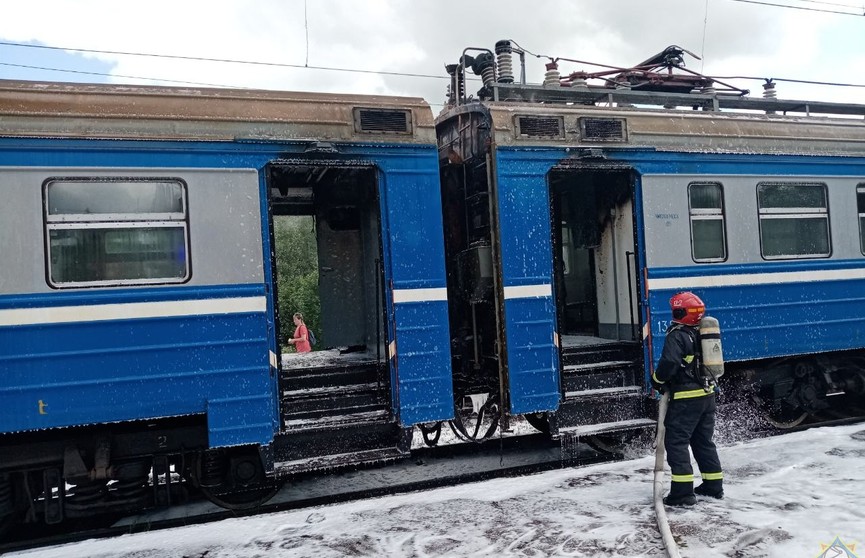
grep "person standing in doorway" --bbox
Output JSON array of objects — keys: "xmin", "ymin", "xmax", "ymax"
[
  {"xmin": 652, "ymin": 291, "xmax": 724, "ymax": 506},
  {"xmin": 288, "ymin": 312, "xmax": 312, "ymax": 353}
]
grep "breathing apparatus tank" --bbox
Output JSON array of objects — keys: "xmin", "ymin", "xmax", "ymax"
[{"xmin": 699, "ymin": 316, "xmax": 724, "ymax": 381}]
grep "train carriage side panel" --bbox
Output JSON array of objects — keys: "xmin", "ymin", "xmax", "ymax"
[
  {"xmin": 0, "ymin": 82, "xmax": 455, "ymax": 451},
  {"xmin": 377, "ymin": 149, "xmax": 455, "ymax": 425},
  {"xmin": 639, "ymin": 163, "xmax": 865, "ymax": 373},
  {"xmin": 0, "ymin": 164, "xmax": 277, "ymax": 447},
  {"xmin": 493, "ymin": 148, "xmax": 561, "ymax": 414}
]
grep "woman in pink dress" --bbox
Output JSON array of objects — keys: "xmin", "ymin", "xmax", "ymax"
[{"xmin": 288, "ymin": 312, "xmax": 312, "ymax": 353}]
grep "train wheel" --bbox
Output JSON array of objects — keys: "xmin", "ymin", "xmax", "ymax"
[
  {"xmin": 419, "ymin": 422, "xmax": 442, "ymax": 446},
  {"xmin": 192, "ymin": 449, "xmax": 283, "ymax": 511},
  {"xmin": 763, "ymin": 408, "xmax": 809, "ymax": 429},
  {"xmin": 199, "ymin": 481, "xmax": 283, "ymax": 511},
  {"xmin": 449, "ymin": 393, "xmax": 500, "ymax": 442},
  {"xmin": 524, "ymin": 413, "xmax": 551, "ymax": 435},
  {"xmin": 753, "ymin": 395, "xmax": 810, "ymax": 429}
]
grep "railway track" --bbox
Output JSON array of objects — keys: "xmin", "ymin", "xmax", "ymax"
[
  {"xmin": 4, "ymin": 412, "xmax": 864, "ymax": 555},
  {"xmin": 0, "ymin": 432, "xmax": 612, "ymax": 554}
]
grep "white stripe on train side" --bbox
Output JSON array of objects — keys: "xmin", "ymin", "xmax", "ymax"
[
  {"xmin": 392, "ymin": 287, "xmax": 449, "ymax": 303},
  {"xmin": 0, "ymin": 296, "xmax": 267, "ymax": 327},
  {"xmin": 503, "ymin": 284, "xmax": 552, "ymax": 299},
  {"xmin": 648, "ymin": 267, "xmax": 865, "ymax": 291}
]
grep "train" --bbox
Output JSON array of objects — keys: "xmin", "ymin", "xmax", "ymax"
[{"xmin": 2, "ymin": 41, "xmax": 865, "ymax": 529}]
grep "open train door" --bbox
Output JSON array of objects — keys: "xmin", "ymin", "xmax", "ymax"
[
  {"xmin": 546, "ymin": 163, "xmax": 649, "ymax": 436},
  {"xmin": 267, "ymin": 156, "xmax": 454, "ymax": 433},
  {"xmin": 549, "ymin": 165, "xmax": 641, "ymax": 343},
  {"xmin": 490, "ymin": 149, "xmax": 647, "ymax": 433}
]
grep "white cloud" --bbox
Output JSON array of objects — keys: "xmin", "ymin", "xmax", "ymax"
[{"xmin": 0, "ymin": 0, "xmax": 861, "ymax": 103}]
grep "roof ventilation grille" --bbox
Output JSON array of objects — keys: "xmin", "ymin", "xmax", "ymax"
[
  {"xmin": 515, "ymin": 115, "xmax": 565, "ymax": 139},
  {"xmin": 579, "ymin": 117, "xmax": 627, "ymax": 142},
  {"xmin": 354, "ymin": 108, "xmax": 412, "ymax": 134}
]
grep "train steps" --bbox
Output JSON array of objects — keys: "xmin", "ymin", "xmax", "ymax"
[
  {"xmin": 282, "ymin": 361, "xmax": 384, "ymax": 391},
  {"xmin": 277, "ymin": 359, "xmax": 398, "ymax": 467},
  {"xmin": 556, "ymin": 340, "xmax": 648, "ymax": 430},
  {"xmin": 281, "ymin": 383, "xmax": 387, "ymax": 421}
]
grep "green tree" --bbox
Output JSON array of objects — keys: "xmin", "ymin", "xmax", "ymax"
[{"xmin": 274, "ymin": 216, "xmax": 320, "ymax": 351}]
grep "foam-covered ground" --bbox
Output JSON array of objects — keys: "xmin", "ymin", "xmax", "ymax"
[{"xmin": 11, "ymin": 422, "xmax": 864, "ymax": 557}]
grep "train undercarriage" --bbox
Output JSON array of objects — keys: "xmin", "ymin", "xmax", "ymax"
[
  {"xmin": 3, "ymin": 348, "xmax": 865, "ymax": 532},
  {"xmin": 736, "ymin": 350, "xmax": 865, "ymax": 429}
]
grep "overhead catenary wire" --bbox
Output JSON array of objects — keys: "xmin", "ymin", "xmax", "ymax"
[
  {"xmin": 711, "ymin": 75, "xmax": 865, "ymax": 87},
  {"xmin": 726, "ymin": 0, "xmax": 865, "ymax": 15},
  {"xmin": 787, "ymin": 0, "xmax": 865, "ymax": 9},
  {"xmin": 0, "ymin": 61, "xmax": 241, "ymax": 89},
  {"xmin": 0, "ymin": 41, "xmax": 449, "ymax": 81},
  {"xmin": 1, "ymin": 40, "xmax": 862, "ymax": 99},
  {"xmin": 0, "ymin": 60, "xmax": 451, "ymax": 111}
]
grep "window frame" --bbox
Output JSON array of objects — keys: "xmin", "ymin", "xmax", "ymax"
[
  {"xmin": 687, "ymin": 181, "xmax": 728, "ymax": 263},
  {"xmin": 43, "ymin": 177, "xmax": 192, "ymax": 288},
  {"xmin": 756, "ymin": 181, "xmax": 831, "ymax": 260},
  {"xmin": 858, "ymin": 183, "xmax": 865, "ymax": 256}
]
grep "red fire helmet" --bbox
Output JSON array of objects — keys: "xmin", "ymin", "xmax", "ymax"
[{"xmin": 669, "ymin": 291, "xmax": 705, "ymax": 326}]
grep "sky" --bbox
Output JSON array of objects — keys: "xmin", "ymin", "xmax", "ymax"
[
  {"xmin": 1, "ymin": 0, "xmax": 864, "ymax": 110},
  {"xmin": 10, "ymin": 422, "xmax": 865, "ymax": 558}
]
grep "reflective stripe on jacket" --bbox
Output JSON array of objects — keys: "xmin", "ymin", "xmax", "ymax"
[{"xmin": 654, "ymin": 323, "xmax": 708, "ymax": 397}]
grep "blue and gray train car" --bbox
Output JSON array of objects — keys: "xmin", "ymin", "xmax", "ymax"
[
  {"xmin": 436, "ymin": 42, "xmax": 865, "ymax": 439},
  {"xmin": 0, "ymin": 80, "xmax": 453, "ymax": 519}
]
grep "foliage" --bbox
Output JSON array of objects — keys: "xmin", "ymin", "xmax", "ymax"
[{"xmin": 274, "ymin": 216, "xmax": 320, "ymax": 351}]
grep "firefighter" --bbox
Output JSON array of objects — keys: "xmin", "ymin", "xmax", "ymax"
[{"xmin": 653, "ymin": 291, "xmax": 724, "ymax": 506}]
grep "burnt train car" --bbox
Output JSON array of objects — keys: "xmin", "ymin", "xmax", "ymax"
[
  {"xmin": 435, "ymin": 41, "xmax": 865, "ymax": 441},
  {"xmin": 0, "ymin": 80, "xmax": 453, "ymax": 525}
]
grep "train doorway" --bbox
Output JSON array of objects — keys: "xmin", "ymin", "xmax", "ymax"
[
  {"xmin": 549, "ymin": 168, "xmax": 639, "ymax": 342},
  {"xmin": 267, "ymin": 161, "xmax": 392, "ymax": 445},
  {"xmin": 547, "ymin": 167, "xmax": 649, "ymax": 438}
]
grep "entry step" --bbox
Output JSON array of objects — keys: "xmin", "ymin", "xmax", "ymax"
[
  {"xmin": 564, "ymin": 385, "xmax": 643, "ymax": 400},
  {"xmin": 559, "ymin": 418, "xmax": 657, "ymax": 437},
  {"xmin": 563, "ymin": 360, "xmax": 635, "ymax": 374},
  {"xmin": 283, "ymin": 408, "xmax": 391, "ymax": 432},
  {"xmin": 274, "ymin": 446, "xmax": 407, "ymax": 475}
]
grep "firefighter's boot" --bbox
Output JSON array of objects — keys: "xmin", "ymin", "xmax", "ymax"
[
  {"xmin": 663, "ymin": 481, "xmax": 696, "ymax": 507},
  {"xmin": 695, "ymin": 478, "xmax": 724, "ymax": 499}
]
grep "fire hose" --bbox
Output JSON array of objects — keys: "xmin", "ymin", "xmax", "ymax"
[{"xmin": 653, "ymin": 391, "xmax": 682, "ymax": 558}]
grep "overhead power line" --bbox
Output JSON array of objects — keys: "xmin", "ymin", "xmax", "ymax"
[
  {"xmin": 0, "ymin": 40, "xmax": 448, "ymax": 81},
  {"xmin": 788, "ymin": 0, "xmax": 865, "ymax": 9},
  {"xmin": 726, "ymin": 0, "xmax": 865, "ymax": 15},
  {"xmin": 1, "ymin": 40, "xmax": 862, "ymax": 96},
  {"xmin": 0, "ymin": 61, "xmax": 239, "ymax": 88},
  {"xmin": 711, "ymin": 74, "xmax": 865, "ymax": 88}
]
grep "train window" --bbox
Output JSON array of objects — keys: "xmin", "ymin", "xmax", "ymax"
[
  {"xmin": 757, "ymin": 182, "xmax": 830, "ymax": 259},
  {"xmin": 43, "ymin": 178, "xmax": 190, "ymax": 287},
  {"xmin": 688, "ymin": 182, "xmax": 726, "ymax": 262},
  {"xmin": 858, "ymin": 185, "xmax": 865, "ymax": 255}
]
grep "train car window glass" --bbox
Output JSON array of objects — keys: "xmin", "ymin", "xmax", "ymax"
[
  {"xmin": 858, "ymin": 185, "xmax": 865, "ymax": 255},
  {"xmin": 44, "ymin": 178, "xmax": 190, "ymax": 287},
  {"xmin": 757, "ymin": 182, "xmax": 830, "ymax": 259},
  {"xmin": 47, "ymin": 180, "xmax": 184, "ymax": 221},
  {"xmin": 688, "ymin": 182, "xmax": 726, "ymax": 262}
]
